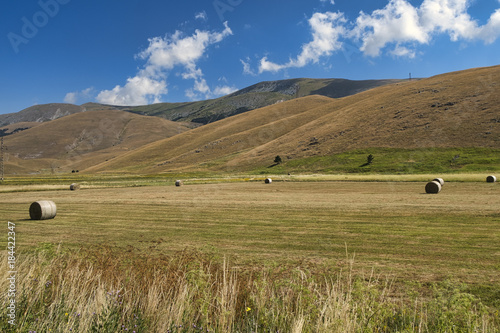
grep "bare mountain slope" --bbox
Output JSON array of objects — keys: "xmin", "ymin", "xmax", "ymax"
[
  {"xmin": 0, "ymin": 103, "xmax": 86, "ymax": 127},
  {"xmin": 99, "ymin": 78, "xmax": 404, "ymax": 124},
  {"xmin": 2, "ymin": 78, "xmax": 402, "ymax": 129},
  {"xmin": 86, "ymin": 65, "xmax": 499, "ymax": 173}
]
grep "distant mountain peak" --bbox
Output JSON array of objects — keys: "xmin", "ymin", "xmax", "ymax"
[{"xmin": 0, "ymin": 103, "xmax": 85, "ymax": 127}]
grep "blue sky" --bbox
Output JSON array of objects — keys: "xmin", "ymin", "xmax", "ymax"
[{"xmin": 1, "ymin": 0, "xmax": 499, "ymax": 115}]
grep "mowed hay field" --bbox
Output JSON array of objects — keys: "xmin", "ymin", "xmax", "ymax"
[
  {"xmin": 2, "ymin": 181, "xmax": 499, "ymax": 282},
  {"xmin": 1, "ymin": 180, "xmax": 500, "ymax": 332}
]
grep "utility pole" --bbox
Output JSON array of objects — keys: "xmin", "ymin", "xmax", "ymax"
[
  {"xmin": 1, "ymin": 136, "xmax": 4, "ymax": 182},
  {"xmin": 409, "ymin": 72, "xmax": 412, "ymax": 81}
]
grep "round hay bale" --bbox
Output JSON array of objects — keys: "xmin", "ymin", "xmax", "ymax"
[
  {"xmin": 70, "ymin": 183, "xmax": 80, "ymax": 191},
  {"xmin": 425, "ymin": 181, "xmax": 442, "ymax": 194},
  {"xmin": 29, "ymin": 201, "xmax": 57, "ymax": 220},
  {"xmin": 486, "ymin": 175, "xmax": 496, "ymax": 183},
  {"xmin": 433, "ymin": 178, "xmax": 444, "ymax": 186},
  {"xmin": 265, "ymin": 178, "xmax": 272, "ymax": 184},
  {"xmin": 175, "ymin": 180, "xmax": 183, "ymax": 187}
]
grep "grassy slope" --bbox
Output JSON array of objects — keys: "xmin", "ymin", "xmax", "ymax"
[
  {"xmin": 124, "ymin": 92, "xmax": 296, "ymax": 123},
  {"xmin": 86, "ymin": 65, "xmax": 500, "ymax": 174},
  {"xmin": 3, "ymin": 66, "xmax": 499, "ymax": 176},
  {"xmin": 3, "ymin": 109, "xmax": 190, "ymax": 174},
  {"xmin": 113, "ymin": 78, "xmax": 403, "ymax": 123},
  {"xmin": 252, "ymin": 147, "xmax": 500, "ymax": 175},
  {"xmin": 229, "ymin": 65, "xmax": 500, "ymax": 169},
  {"xmin": 85, "ymin": 95, "xmax": 336, "ymax": 173},
  {"xmin": 297, "ymin": 77, "xmax": 405, "ymax": 98},
  {"xmin": 0, "ymin": 121, "xmax": 42, "ymax": 135}
]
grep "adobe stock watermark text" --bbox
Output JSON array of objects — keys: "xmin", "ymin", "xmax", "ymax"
[{"xmin": 8, "ymin": 0, "xmax": 71, "ymax": 54}]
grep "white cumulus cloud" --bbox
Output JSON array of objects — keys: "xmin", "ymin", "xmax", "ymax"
[
  {"xmin": 195, "ymin": 11, "xmax": 208, "ymax": 21},
  {"xmin": 64, "ymin": 87, "xmax": 95, "ymax": 104},
  {"xmin": 352, "ymin": 0, "xmax": 500, "ymax": 57},
  {"xmin": 240, "ymin": 58, "xmax": 256, "ymax": 76},
  {"xmin": 64, "ymin": 92, "xmax": 77, "ymax": 104},
  {"xmin": 213, "ymin": 85, "xmax": 238, "ymax": 96},
  {"xmin": 352, "ymin": 0, "xmax": 426, "ymax": 57},
  {"xmin": 476, "ymin": 8, "xmax": 500, "ymax": 43},
  {"xmin": 96, "ymin": 23, "xmax": 233, "ymax": 105},
  {"xmin": 259, "ymin": 57, "xmax": 287, "ymax": 73},
  {"xmin": 96, "ymin": 76, "xmax": 167, "ymax": 106},
  {"xmin": 251, "ymin": 0, "xmax": 500, "ymax": 73},
  {"xmin": 138, "ymin": 22, "xmax": 232, "ymax": 79},
  {"xmin": 258, "ymin": 11, "xmax": 347, "ymax": 73}
]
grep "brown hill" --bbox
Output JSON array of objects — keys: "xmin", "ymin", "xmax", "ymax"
[
  {"xmin": 95, "ymin": 78, "xmax": 403, "ymax": 124},
  {"xmin": 3, "ymin": 110, "xmax": 189, "ymax": 174},
  {"xmin": 85, "ymin": 65, "xmax": 499, "ymax": 174},
  {"xmin": 1, "ymin": 77, "xmax": 401, "ymax": 130},
  {"xmin": 85, "ymin": 95, "xmax": 335, "ymax": 173},
  {"xmin": 229, "ymin": 65, "xmax": 500, "ymax": 168}
]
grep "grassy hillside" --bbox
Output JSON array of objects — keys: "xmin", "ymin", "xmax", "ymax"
[
  {"xmin": 1, "ymin": 77, "xmax": 400, "ymax": 130},
  {"xmin": 251, "ymin": 147, "xmax": 500, "ymax": 175},
  {"xmin": 97, "ymin": 78, "xmax": 403, "ymax": 124},
  {"xmin": 228, "ymin": 65, "xmax": 499, "ymax": 169},
  {"xmin": 122, "ymin": 92, "xmax": 293, "ymax": 124},
  {"xmin": 85, "ymin": 95, "xmax": 336, "ymax": 173},
  {"xmin": 3, "ymin": 109, "xmax": 189, "ymax": 174},
  {"xmin": 86, "ymin": 65, "xmax": 499, "ymax": 174}
]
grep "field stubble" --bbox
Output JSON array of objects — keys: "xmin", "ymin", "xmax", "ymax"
[
  {"xmin": 1, "ymin": 180, "xmax": 499, "ymax": 332},
  {"xmin": 1, "ymin": 181, "xmax": 499, "ymax": 282}
]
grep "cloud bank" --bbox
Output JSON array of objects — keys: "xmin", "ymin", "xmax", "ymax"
[
  {"xmin": 258, "ymin": 12, "xmax": 347, "ymax": 73},
  {"xmin": 353, "ymin": 0, "xmax": 500, "ymax": 57},
  {"xmin": 257, "ymin": 0, "xmax": 500, "ymax": 73},
  {"xmin": 96, "ymin": 22, "xmax": 233, "ymax": 106}
]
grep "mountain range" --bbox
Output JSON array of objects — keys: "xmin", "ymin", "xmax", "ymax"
[
  {"xmin": 1, "ymin": 66, "xmax": 498, "ymax": 175},
  {"xmin": 0, "ymin": 77, "xmax": 403, "ymax": 128}
]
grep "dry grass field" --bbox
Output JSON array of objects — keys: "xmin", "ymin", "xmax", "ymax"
[
  {"xmin": 1, "ymin": 181, "xmax": 499, "ymax": 281},
  {"xmin": 1, "ymin": 179, "xmax": 499, "ymax": 332}
]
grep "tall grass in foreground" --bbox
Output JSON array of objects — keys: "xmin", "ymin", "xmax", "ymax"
[{"xmin": 1, "ymin": 247, "xmax": 498, "ymax": 333}]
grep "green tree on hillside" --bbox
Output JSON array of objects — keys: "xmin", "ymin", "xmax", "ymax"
[
  {"xmin": 360, "ymin": 154, "xmax": 374, "ymax": 167},
  {"xmin": 367, "ymin": 154, "xmax": 374, "ymax": 165}
]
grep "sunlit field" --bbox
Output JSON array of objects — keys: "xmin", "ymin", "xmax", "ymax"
[{"xmin": 1, "ymin": 178, "xmax": 499, "ymax": 332}]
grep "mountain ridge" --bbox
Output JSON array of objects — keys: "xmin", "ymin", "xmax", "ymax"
[{"xmin": 0, "ymin": 77, "xmax": 404, "ymax": 128}]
